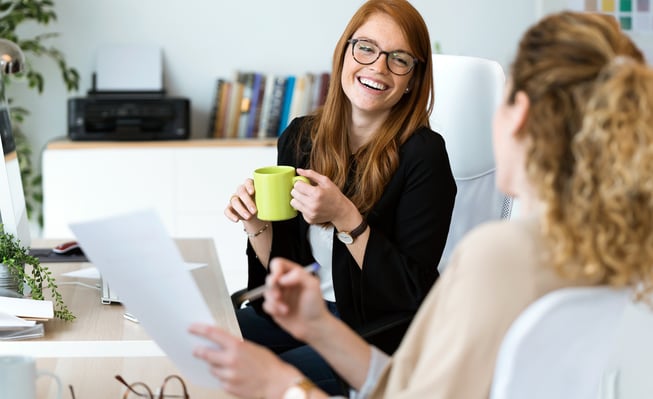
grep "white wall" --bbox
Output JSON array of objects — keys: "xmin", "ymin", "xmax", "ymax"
[{"xmin": 10, "ymin": 0, "xmax": 536, "ymax": 176}]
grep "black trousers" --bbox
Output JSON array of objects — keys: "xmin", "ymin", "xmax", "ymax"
[{"xmin": 236, "ymin": 302, "xmax": 346, "ymax": 395}]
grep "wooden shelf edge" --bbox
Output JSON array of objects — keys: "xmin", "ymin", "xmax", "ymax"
[{"xmin": 46, "ymin": 138, "xmax": 278, "ymax": 150}]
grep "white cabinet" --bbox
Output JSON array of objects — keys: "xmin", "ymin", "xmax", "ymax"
[{"xmin": 42, "ymin": 139, "xmax": 277, "ymax": 294}]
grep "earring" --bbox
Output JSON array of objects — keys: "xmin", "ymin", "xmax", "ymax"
[{"xmin": 404, "ymin": 87, "xmax": 410, "ymax": 93}]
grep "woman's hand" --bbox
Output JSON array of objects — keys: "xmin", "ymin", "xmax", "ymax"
[
  {"xmin": 263, "ymin": 258, "xmax": 333, "ymax": 343},
  {"xmin": 291, "ymin": 168, "xmax": 357, "ymax": 226},
  {"xmin": 190, "ymin": 324, "xmax": 301, "ymax": 398},
  {"xmin": 224, "ymin": 178, "xmax": 258, "ymax": 223}
]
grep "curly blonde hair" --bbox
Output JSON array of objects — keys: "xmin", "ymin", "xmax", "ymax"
[{"xmin": 510, "ymin": 11, "xmax": 653, "ymax": 296}]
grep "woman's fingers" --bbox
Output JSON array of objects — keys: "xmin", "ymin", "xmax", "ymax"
[
  {"xmin": 224, "ymin": 179, "xmax": 257, "ymax": 221},
  {"xmin": 190, "ymin": 323, "xmax": 287, "ymax": 398}
]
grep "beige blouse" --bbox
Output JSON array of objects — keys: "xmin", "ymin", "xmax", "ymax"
[{"xmin": 366, "ymin": 217, "xmax": 592, "ymax": 398}]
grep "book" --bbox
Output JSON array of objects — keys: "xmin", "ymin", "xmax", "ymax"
[
  {"xmin": 303, "ymin": 73, "xmax": 317, "ymax": 114},
  {"xmin": 207, "ymin": 78, "xmax": 224, "ymax": 137},
  {"xmin": 287, "ymin": 75, "xmax": 303, "ymax": 124},
  {"xmin": 317, "ymin": 72, "xmax": 330, "ymax": 108},
  {"xmin": 266, "ymin": 75, "xmax": 288, "ymax": 137},
  {"xmin": 256, "ymin": 73, "xmax": 278, "ymax": 138},
  {"xmin": 236, "ymin": 72, "xmax": 255, "ymax": 138},
  {"xmin": 309, "ymin": 72, "xmax": 323, "ymax": 113},
  {"xmin": 246, "ymin": 73, "xmax": 265, "ymax": 138},
  {"xmin": 288, "ymin": 74, "xmax": 309, "ymax": 123},
  {"xmin": 277, "ymin": 76, "xmax": 296, "ymax": 136},
  {"xmin": 213, "ymin": 80, "xmax": 232, "ymax": 138},
  {"xmin": 225, "ymin": 80, "xmax": 245, "ymax": 138}
]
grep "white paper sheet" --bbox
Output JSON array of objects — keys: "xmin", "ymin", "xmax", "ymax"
[
  {"xmin": 96, "ymin": 44, "xmax": 162, "ymax": 91},
  {"xmin": 69, "ymin": 209, "xmax": 221, "ymax": 388}
]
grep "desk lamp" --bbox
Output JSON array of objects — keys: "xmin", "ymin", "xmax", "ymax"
[{"xmin": 0, "ymin": 38, "xmax": 24, "ymax": 75}]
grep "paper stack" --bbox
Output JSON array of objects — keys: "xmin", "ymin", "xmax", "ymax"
[{"xmin": 0, "ymin": 296, "xmax": 52, "ymax": 340}]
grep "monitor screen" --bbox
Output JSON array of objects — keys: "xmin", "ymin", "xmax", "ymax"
[{"xmin": 0, "ymin": 104, "xmax": 31, "ymax": 247}]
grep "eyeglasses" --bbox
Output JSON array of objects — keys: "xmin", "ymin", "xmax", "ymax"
[
  {"xmin": 115, "ymin": 374, "xmax": 189, "ymax": 399},
  {"xmin": 347, "ymin": 38, "xmax": 417, "ymax": 76}
]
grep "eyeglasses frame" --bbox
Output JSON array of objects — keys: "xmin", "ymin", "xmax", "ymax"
[
  {"xmin": 115, "ymin": 374, "xmax": 189, "ymax": 399},
  {"xmin": 347, "ymin": 38, "xmax": 418, "ymax": 76}
]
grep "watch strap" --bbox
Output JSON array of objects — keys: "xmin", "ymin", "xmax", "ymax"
[
  {"xmin": 336, "ymin": 218, "xmax": 368, "ymax": 245},
  {"xmin": 347, "ymin": 218, "xmax": 368, "ymax": 239}
]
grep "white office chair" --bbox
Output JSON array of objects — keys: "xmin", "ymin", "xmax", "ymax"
[
  {"xmin": 490, "ymin": 286, "xmax": 630, "ymax": 399},
  {"xmin": 430, "ymin": 54, "xmax": 513, "ymax": 272}
]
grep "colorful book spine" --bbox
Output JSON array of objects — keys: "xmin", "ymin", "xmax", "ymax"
[
  {"xmin": 225, "ymin": 81, "xmax": 244, "ymax": 138},
  {"xmin": 213, "ymin": 80, "xmax": 232, "ymax": 138},
  {"xmin": 317, "ymin": 72, "xmax": 330, "ymax": 108},
  {"xmin": 246, "ymin": 73, "xmax": 264, "ymax": 138},
  {"xmin": 277, "ymin": 76, "xmax": 296, "ymax": 136},
  {"xmin": 257, "ymin": 74, "xmax": 277, "ymax": 138},
  {"xmin": 236, "ymin": 72, "xmax": 255, "ymax": 138},
  {"xmin": 266, "ymin": 75, "xmax": 288, "ymax": 137},
  {"xmin": 207, "ymin": 78, "xmax": 223, "ymax": 137}
]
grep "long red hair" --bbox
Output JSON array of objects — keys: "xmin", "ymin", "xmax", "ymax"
[{"xmin": 305, "ymin": 0, "xmax": 433, "ymax": 215}]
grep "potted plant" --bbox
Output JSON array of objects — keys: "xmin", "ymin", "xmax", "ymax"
[
  {"xmin": 0, "ymin": 225, "xmax": 74, "ymax": 321},
  {"xmin": 0, "ymin": 0, "xmax": 80, "ymax": 227}
]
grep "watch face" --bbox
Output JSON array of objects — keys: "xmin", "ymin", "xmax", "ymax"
[
  {"xmin": 283, "ymin": 377, "xmax": 315, "ymax": 399},
  {"xmin": 337, "ymin": 232, "xmax": 354, "ymax": 244},
  {"xmin": 283, "ymin": 386, "xmax": 308, "ymax": 399}
]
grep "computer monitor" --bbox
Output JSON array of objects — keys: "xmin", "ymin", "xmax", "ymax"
[{"xmin": 0, "ymin": 104, "xmax": 31, "ymax": 247}]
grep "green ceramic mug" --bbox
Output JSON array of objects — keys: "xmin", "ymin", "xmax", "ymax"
[{"xmin": 254, "ymin": 165, "xmax": 309, "ymax": 221}]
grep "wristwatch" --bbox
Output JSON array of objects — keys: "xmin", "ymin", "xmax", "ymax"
[
  {"xmin": 282, "ymin": 377, "xmax": 316, "ymax": 399},
  {"xmin": 336, "ymin": 218, "xmax": 368, "ymax": 245}
]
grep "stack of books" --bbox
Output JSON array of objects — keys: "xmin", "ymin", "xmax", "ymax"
[
  {"xmin": 208, "ymin": 71, "xmax": 331, "ymax": 139},
  {"xmin": 0, "ymin": 296, "xmax": 53, "ymax": 340}
]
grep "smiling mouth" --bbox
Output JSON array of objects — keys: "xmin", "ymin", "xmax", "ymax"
[{"xmin": 358, "ymin": 77, "xmax": 387, "ymax": 91}]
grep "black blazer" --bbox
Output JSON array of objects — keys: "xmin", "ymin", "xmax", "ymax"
[{"xmin": 247, "ymin": 117, "xmax": 456, "ymax": 354}]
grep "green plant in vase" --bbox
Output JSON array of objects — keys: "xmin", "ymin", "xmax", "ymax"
[{"xmin": 0, "ymin": 225, "xmax": 75, "ymax": 321}]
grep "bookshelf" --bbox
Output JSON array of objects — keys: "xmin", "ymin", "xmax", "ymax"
[{"xmin": 207, "ymin": 71, "xmax": 330, "ymax": 139}]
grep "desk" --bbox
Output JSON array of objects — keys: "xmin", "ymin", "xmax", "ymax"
[{"xmin": 0, "ymin": 239, "xmax": 240, "ymax": 399}]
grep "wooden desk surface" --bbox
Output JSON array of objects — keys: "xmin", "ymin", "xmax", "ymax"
[{"xmin": 1, "ymin": 238, "xmax": 240, "ymax": 399}]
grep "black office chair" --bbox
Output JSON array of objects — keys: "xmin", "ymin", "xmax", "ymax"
[{"xmin": 231, "ymin": 288, "xmax": 249, "ymax": 310}]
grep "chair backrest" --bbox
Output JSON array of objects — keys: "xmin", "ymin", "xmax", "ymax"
[
  {"xmin": 430, "ymin": 54, "xmax": 512, "ymax": 272},
  {"xmin": 490, "ymin": 286, "xmax": 630, "ymax": 399}
]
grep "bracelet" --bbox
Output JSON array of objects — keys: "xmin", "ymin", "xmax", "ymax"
[{"xmin": 244, "ymin": 223, "xmax": 269, "ymax": 238}]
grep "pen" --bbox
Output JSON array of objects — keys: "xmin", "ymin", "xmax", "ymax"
[
  {"xmin": 123, "ymin": 312, "xmax": 139, "ymax": 323},
  {"xmin": 238, "ymin": 262, "xmax": 321, "ymax": 303}
]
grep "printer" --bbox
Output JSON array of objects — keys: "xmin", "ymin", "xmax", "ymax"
[
  {"xmin": 68, "ymin": 96, "xmax": 190, "ymax": 141},
  {"xmin": 68, "ymin": 44, "xmax": 190, "ymax": 141}
]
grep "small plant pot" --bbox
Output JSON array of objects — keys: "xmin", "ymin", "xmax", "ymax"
[{"xmin": 0, "ymin": 262, "xmax": 23, "ymax": 294}]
